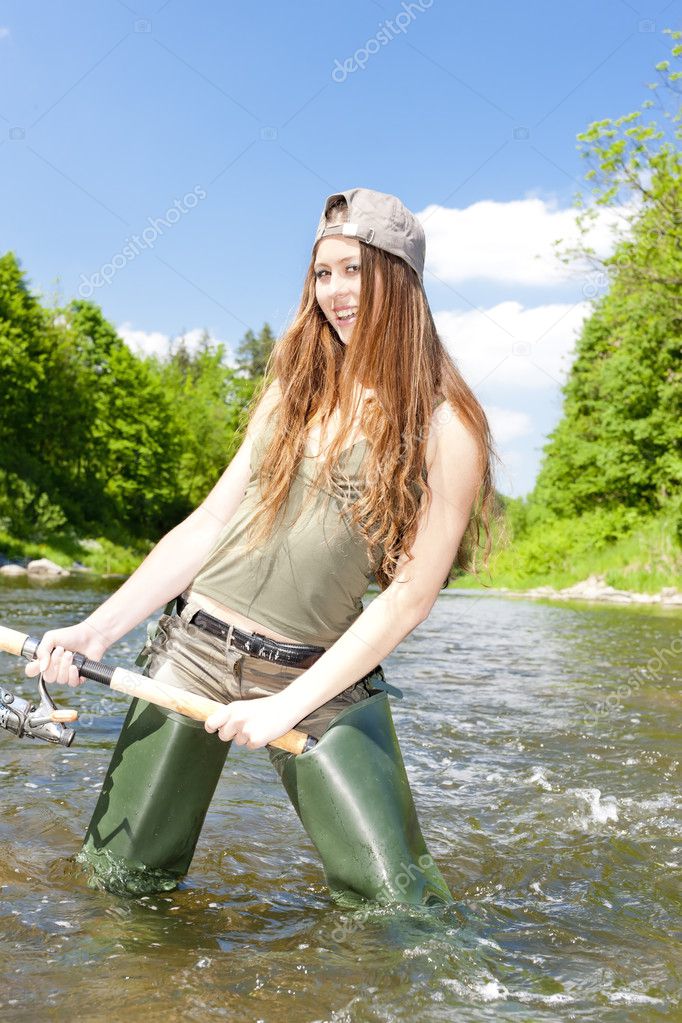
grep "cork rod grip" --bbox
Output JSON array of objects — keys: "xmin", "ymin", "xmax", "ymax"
[{"xmin": 0, "ymin": 626, "xmax": 29, "ymax": 658}]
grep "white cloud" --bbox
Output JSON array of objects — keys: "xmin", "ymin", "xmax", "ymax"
[
  {"xmin": 435, "ymin": 299, "xmax": 589, "ymax": 392},
  {"xmin": 117, "ymin": 323, "xmax": 172, "ymax": 359},
  {"xmin": 117, "ymin": 323, "xmax": 229, "ymax": 361},
  {"xmin": 419, "ymin": 194, "xmax": 632, "ymax": 286},
  {"xmin": 0, "ymin": 27, "xmax": 10, "ymax": 40},
  {"xmin": 484, "ymin": 404, "xmax": 533, "ymax": 444},
  {"xmin": 417, "ymin": 188, "xmax": 644, "ymax": 495}
]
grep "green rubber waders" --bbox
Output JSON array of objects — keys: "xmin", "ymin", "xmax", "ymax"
[
  {"xmin": 77, "ymin": 695, "xmax": 230, "ymax": 897},
  {"xmin": 278, "ymin": 690, "xmax": 454, "ymax": 908}
]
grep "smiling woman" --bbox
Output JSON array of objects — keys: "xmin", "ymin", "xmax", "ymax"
[
  {"xmin": 27, "ymin": 186, "xmax": 499, "ymax": 909},
  {"xmin": 313, "ymin": 237, "xmax": 365, "ymax": 341}
]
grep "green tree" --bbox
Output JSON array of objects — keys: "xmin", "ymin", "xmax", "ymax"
[
  {"xmin": 59, "ymin": 299, "xmax": 183, "ymax": 537},
  {"xmin": 525, "ymin": 30, "xmax": 682, "ymax": 543},
  {"xmin": 0, "ymin": 256, "xmax": 271, "ymax": 549},
  {"xmin": 233, "ymin": 322, "xmax": 277, "ymax": 378},
  {"xmin": 0, "ymin": 252, "xmax": 85, "ymax": 538},
  {"xmin": 145, "ymin": 330, "xmax": 257, "ymax": 509}
]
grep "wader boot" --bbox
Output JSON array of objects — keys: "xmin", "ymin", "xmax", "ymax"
[
  {"xmin": 77, "ymin": 606, "xmax": 230, "ymax": 897},
  {"xmin": 269, "ymin": 690, "xmax": 453, "ymax": 908}
]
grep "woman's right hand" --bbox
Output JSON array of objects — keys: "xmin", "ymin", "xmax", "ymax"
[{"xmin": 24, "ymin": 620, "xmax": 111, "ymax": 688}]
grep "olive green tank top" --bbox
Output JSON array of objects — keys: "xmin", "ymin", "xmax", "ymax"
[{"xmin": 192, "ymin": 399, "xmax": 445, "ymax": 647}]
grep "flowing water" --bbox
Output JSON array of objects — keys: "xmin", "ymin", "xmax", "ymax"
[{"xmin": 0, "ymin": 578, "xmax": 680, "ymax": 1022}]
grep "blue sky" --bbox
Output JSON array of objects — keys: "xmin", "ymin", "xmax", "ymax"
[{"xmin": 0, "ymin": 0, "xmax": 677, "ymax": 496}]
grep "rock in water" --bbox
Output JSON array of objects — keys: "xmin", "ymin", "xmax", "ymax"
[{"xmin": 26, "ymin": 557, "xmax": 70, "ymax": 576}]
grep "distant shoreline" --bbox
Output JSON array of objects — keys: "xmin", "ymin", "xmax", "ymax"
[
  {"xmin": 3, "ymin": 554, "xmax": 682, "ymax": 612},
  {"xmin": 441, "ymin": 573, "xmax": 682, "ymax": 610}
]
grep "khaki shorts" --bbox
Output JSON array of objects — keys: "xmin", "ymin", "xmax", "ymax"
[{"xmin": 140, "ymin": 591, "xmax": 380, "ymax": 743}]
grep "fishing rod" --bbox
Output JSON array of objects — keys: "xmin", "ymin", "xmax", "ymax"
[{"xmin": 0, "ymin": 625, "xmax": 316, "ymax": 754}]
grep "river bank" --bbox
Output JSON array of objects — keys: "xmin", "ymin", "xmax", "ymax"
[
  {"xmin": 447, "ymin": 572, "xmax": 682, "ymax": 609},
  {"xmin": 3, "ymin": 538, "xmax": 682, "ymax": 611},
  {"xmin": 0, "ymin": 531, "xmax": 152, "ymax": 578}
]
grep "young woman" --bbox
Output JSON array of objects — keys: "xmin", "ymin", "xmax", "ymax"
[{"xmin": 26, "ymin": 188, "xmax": 497, "ymax": 907}]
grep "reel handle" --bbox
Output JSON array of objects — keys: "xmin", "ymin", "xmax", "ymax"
[{"xmin": 52, "ymin": 709, "xmax": 78, "ymax": 723}]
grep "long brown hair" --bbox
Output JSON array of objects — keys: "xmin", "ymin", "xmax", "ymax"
[{"xmin": 239, "ymin": 196, "xmax": 501, "ymax": 590}]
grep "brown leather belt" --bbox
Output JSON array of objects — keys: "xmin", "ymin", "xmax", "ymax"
[{"xmin": 175, "ymin": 593, "xmax": 328, "ymax": 669}]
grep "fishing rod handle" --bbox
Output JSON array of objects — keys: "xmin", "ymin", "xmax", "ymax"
[
  {"xmin": 107, "ymin": 666, "xmax": 313, "ymax": 755},
  {"xmin": 0, "ymin": 626, "xmax": 312, "ymax": 755},
  {"xmin": 0, "ymin": 626, "xmax": 29, "ymax": 657}
]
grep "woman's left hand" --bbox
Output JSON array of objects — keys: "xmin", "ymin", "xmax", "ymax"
[{"xmin": 204, "ymin": 693, "xmax": 302, "ymax": 750}]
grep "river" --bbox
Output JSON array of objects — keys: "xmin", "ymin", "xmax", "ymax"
[{"xmin": 0, "ymin": 578, "xmax": 680, "ymax": 1021}]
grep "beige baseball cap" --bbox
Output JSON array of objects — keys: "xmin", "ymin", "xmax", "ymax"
[{"xmin": 314, "ymin": 187, "xmax": 426, "ymax": 281}]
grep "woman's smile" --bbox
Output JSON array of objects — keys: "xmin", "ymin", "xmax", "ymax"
[{"xmin": 335, "ymin": 307, "xmax": 357, "ymax": 324}]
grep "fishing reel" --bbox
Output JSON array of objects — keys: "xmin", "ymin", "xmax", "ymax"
[{"xmin": 0, "ymin": 674, "xmax": 77, "ymax": 746}]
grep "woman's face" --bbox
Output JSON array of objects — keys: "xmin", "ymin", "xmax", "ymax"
[{"xmin": 314, "ymin": 235, "xmax": 364, "ymax": 345}]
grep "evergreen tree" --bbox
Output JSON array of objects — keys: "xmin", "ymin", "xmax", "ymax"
[{"xmin": 233, "ymin": 322, "xmax": 277, "ymax": 378}]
